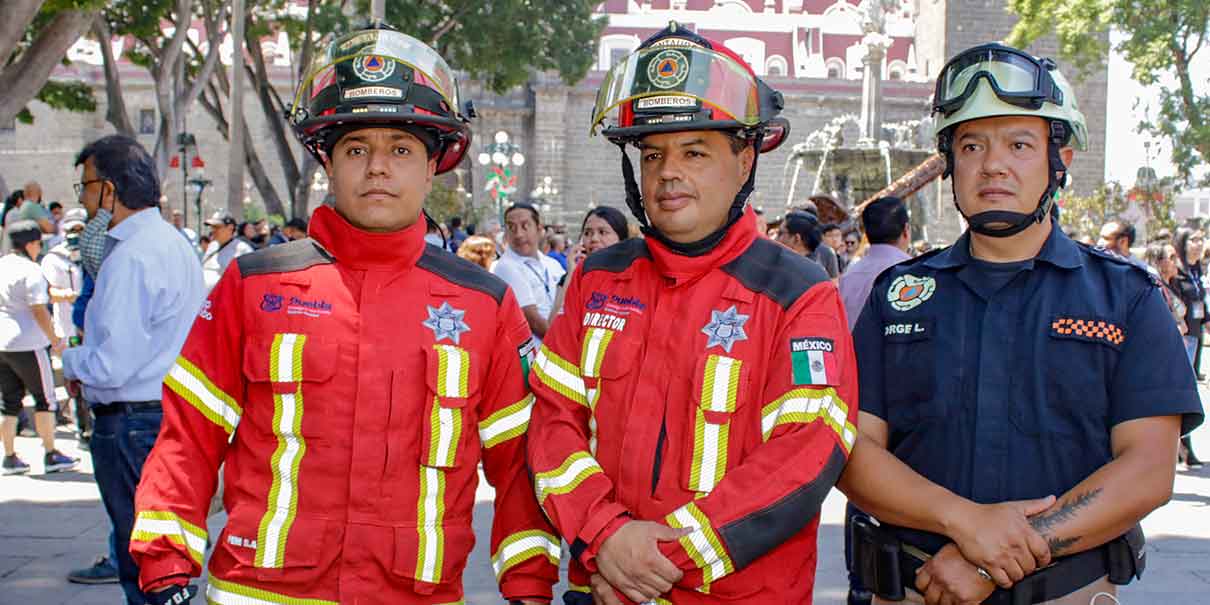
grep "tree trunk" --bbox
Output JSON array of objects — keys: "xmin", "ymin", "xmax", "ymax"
[
  {"xmin": 0, "ymin": 0, "xmax": 44, "ymax": 67},
  {"xmin": 200, "ymin": 76, "xmax": 286, "ymax": 217},
  {"xmin": 246, "ymin": 24, "xmax": 300, "ymax": 210},
  {"xmin": 0, "ymin": 9, "xmax": 99, "ymax": 127},
  {"xmin": 94, "ymin": 18, "xmax": 135, "ymax": 137},
  {"xmin": 150, "ymin": 0, "xmax": 194, "ymax": 179}
]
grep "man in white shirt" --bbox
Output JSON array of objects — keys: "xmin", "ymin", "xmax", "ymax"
[
  {"xmin": 492, "ymin": 203, "xmax": 565, "ymax": 337},
  {"xmin": 201, "ymin": 210, "xmax": 254, "ymax": 290},
  {"xmin": 41, "ymin": 209, "xmax": 86, "ymax": 341}
]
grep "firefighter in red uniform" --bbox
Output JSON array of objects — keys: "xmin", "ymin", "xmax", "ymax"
[
  {"xmin": 527, "ymin": 22, "xmax": 859, "ymax": 605},
  {"xmin": 130, "ymin": 26, "xmax": 559, "ymax": 605}
]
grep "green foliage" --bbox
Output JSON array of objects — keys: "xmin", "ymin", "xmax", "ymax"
[
  {"xmin": 363, "ymin": 0, "xmax": 606, "ymax": 92},
  {"xmin": 1007, "ymin": 0, "xmax": 1210, "ymax": 186},
  {"xmin": 424, "ymin": 178, "xmax": 466, "ymax": 225},
  {"xmin": 1057, "ymin": 182, "xmax": 1127, "ymax": 238},
  {"xmin": 243, "ymin": 201, "xmax": 268, "ymax": 223},
  {"xmin": 14, "ymin": 72, "xmax": 97, "ymax": 125}
]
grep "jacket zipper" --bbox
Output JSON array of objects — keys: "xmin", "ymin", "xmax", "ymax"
[{"xmin": 651, "ymin": 419, "xmax": 666, "ymax": 496}]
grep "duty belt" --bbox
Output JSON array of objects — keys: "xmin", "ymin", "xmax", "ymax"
[{"xmin": 853, "ymin": 518, "xmax": 1145, "ymax": 605}]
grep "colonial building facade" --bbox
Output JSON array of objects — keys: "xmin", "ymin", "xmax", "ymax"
[{"xmin": 0, "ymin": 0, "xmax": 1107, "ymax": 242}]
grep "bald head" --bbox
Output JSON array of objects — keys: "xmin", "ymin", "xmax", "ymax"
[{"xmin": 23, "ymin": 181, "xmax": 41, "ymax": 202}]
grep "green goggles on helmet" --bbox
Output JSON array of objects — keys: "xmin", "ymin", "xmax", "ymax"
[{"xmin": 932, "ymin": 43, "xmax": 1064, "ymax": 117}]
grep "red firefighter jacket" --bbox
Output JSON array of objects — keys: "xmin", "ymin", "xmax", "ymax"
[
  {"xmin": 132, "ymin": 205, "xmax": 559, "ymax": 604},
  {"xmin": 527, "ymin": 209, "xmax": 858, "ymax": 603}
]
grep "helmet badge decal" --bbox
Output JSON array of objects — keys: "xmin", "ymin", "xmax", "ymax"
[
  {"xmin": 888, "ymin": 274, "xmax": 937, "ymax": 312},
  {"xmin": 353, "ymin": 55, "xmax": 396, "ymax": 83},
  {"xmin": 648, "ymin": 49, "xmax": 689, "ymax": 89}
]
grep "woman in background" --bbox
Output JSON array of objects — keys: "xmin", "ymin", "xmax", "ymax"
[
  {"xmin": 456, "ymin": 235, "xmax": 497, "ymax": 270},
  {"xmin": 548, "ymin": 206, "xmax": 630, "ymax": 322}
]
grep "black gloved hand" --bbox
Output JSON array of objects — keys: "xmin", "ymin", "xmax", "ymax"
[{"xmin": 147, "ymin": 584, "xmax": 199, "ymax": 605}]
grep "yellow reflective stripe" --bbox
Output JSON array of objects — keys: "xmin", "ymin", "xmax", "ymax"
[
  {"xmin": 416, "ymin": 465, "xmax": 447, "ymax": 584},
  {"xmin": 434, "ymin": 345, "xmax": 470, "ymax": 398},
  {"xmin": 426, "ymin": 396, "xmax": 463, "ymax": 467},
  {"xmin": 256, "ymin": 333, "xmax": 307, "ymax": 568},
  {"xmin": 164, "ymin": 356, "xmax": 242, "ymax": 434},
  {"xmin": 664, "ymin": 502, "xmax": 734, "ymax": 588},
  {"xmin": 534, "ymin": 451, "xmax": 603, "ymax": 504},
  {"xmin": 532, "ymin": 345, "xmax": 587, "ymax": 406},
  {"xmin": 567, "ymin": 584, "xmax": 591, "ymax": 594},
  {"xmin": 687, "ymin": 355, "xmax": 741, "ymax": 494},
  {"xmin": 490, "ymin": 529, "xmax": 561, "ymax": 581},
  {"xmin": 760, "ymin": 387, "xmax": 856, "ymax": 452},
  {"xmin": 580, "ymin": 328, "xmax": 614, "ymax": 455},
  {"xmin": 131, "ymin": 510, "xmax": 207, "ymax": 567},
  {"xmin": 580, "ymin": 327, "xmax": 614, "ymax": 380},
  {"xmin": 479, "ymin": 394, "xmax": 534, "ymax": 449},
  {"xmin": 206, "ymin": 575, "xmax": 338, "ymax": 605}
]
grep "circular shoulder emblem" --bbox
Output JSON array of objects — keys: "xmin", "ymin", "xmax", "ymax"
[
  {"xmin": 888, "ymin": 274, "xmax": 936, "ymax": 312},
  {"xmin": 353, "ymin": 55, "xmax": 396, "ymax": 83},
  {"xmin": 647, "ymin": 49, "xmax": 690, "ymax": 90}
]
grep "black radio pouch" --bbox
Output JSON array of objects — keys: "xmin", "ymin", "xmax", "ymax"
[
  {"xmin": 1108, "ymin": 524, "xmax": 1146, "ymax": 585},
  {"xmin": 852, "ymin": 515, "xmax": 906, "ymax": 601}
]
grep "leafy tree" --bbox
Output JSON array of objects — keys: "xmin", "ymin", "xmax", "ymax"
[
  {"xmin": 1007, "ymin": 0, "xmax": 1210, "ymax": 186},
  {"xmin": 0, "ymin": 0, "xmax": 103, "ymax": 127},
  {"xmin": 1057, "ymin": 182, "xmax": 1128, "ymax": 238}
]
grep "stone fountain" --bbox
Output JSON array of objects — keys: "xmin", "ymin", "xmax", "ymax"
[{"xmin": 781, "ymin": 0, "xmax": 950, "ymax": 242}]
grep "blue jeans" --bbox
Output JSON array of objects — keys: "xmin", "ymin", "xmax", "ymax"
[{"xmin": 91, "ymin": 403, "xmax": 163, "ymax": 605}]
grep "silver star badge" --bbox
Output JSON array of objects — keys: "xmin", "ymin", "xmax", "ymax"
[
  {"xmin": 423, "ymin": 302, "xmax": 471, "ymax": 344},
  {"xmin": 701, "ymin": 305, "xmax": 749, "ymax": 353}
]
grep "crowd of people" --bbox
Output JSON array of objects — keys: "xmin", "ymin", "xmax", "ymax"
[{"xmin": 0, "ymin": 22, "xmax": 1204, "ymax": 605}]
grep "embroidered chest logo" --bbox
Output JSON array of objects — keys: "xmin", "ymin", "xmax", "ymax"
[
  {"xmin": 790, "ymin": 337, "xmax": 838, "ymax": 386},
  {"xmin": 701, "ymin": 305, "xmax": 750, "ymax": 353},
  {"xmin": 1050, "ymin": 317, "xmax": 1124, "ymax": 347},
  {"xmin": 423, "ymin": 302, "xmax": 471, "ymax": 344},
  {"xmin": 586, "ymin": 291, "xmax": 646, "ymax": 316},
  {"xmin": 198, "ymin": 299, "xmax": 214, "ymax": 321},
  {"xmin": 888, "ymin": 274, "xmax": 936, "ymax": 311},
  {"xmin": 286, "ymin": 296, "xmax": 332, "ymax": 317},
  {"xmin": 260, "ymin": 293, "xmax": 283, "ymax": 312}
]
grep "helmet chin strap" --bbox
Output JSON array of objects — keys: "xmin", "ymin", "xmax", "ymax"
[
  {"xmin": 616, "ymin": 131, "xmax": 764, "ymax": 257},
  {"xmin": 949, "ymin": 123, "xmax": 1069, "ymax": 238}
]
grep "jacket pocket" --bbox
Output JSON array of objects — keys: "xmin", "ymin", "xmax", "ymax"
[
  {"xmin": 583, "ymin": 333, "xmax": 640, "ymax": 455},
  {"xmin": 391, "ymin": 520, "xmax": 475, "ymax": 594},
  {"xmin": 881, "ymin": 319, "xmax": 942, "ymax": 423},
  {"xmin": 682, "ymin": 353, "xmax": 751, "ymax": 495},
  {"xmin": 241, "ymin": 333, "xmax": 340, "ymax": 440},
  {"xmin": 419, "ymin": 345, "xmax": 482, "ymax": 468},
  {"xmin": 216, "ymin": 505, "xmax": 338, "ymax": 582}
]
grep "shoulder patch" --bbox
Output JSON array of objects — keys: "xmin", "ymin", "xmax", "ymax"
[
  {"xmin": 721, "ymin": 238, "xmax": 830, "ymax": 310},
  {"xmin": 237, "ymin": 239, "xmax": 334, "ymax": 277},
  {"xmin": 1083, "ymin": 245, "xmax": 1158, "ymax": 288},
  {"xmin": 416, "ymin": 243, "xmax": 509, "ymax": 304},
  {"xmin": 582, "ymin": 238, "xmax": 650, "ymax": 274}
]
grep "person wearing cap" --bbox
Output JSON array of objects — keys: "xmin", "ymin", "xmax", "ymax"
[
  {"xmin": 201, "ymin": 211, "xmax": 255, "ymax": 291},
  {"xmin": 41, "ymin": 208, "xmax": 87, "ymax": 343},
  {"xmin": 526, "ymin": 22, "xmax": 857, "ymax": 605},
  {"xmin": 130, "ymin": 25, "xmax": 558, "ymax": 605},
  {"xmin": 836, "ymin": 43, "xmax": 1203, "ymax": 605},
  {"xmin": 0, "ymin": 220, "xmax": 78, "ymax": 476}
]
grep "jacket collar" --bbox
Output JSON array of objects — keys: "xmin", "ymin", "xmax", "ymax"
[
  {"xmin": 924, "ymin": 221, "xmax": 1081, "ymax": 271},
  {"xmin": 645, "ymin": 207, "xmax": 757, "ymax": 284},
  {"xmin": 307, "ymin": 204, "xmax": 425, "ymax": 270}
]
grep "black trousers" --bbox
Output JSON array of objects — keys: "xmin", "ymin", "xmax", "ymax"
[{"xmin": 0, "ymin": 348, "xmax": 57, "ymax": 416}]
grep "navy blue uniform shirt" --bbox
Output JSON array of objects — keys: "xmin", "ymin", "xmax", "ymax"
[{"xmin": 854, "ymin": 223, "xmax": 1204, "ymax": 552}]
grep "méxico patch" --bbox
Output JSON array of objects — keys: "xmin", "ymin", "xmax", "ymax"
[{"xmin": 790, "ymin": 337, "xmax": 837, "ymax": 386}]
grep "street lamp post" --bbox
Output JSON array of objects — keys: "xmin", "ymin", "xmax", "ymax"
[
  {"xmin": 477, "ymin": 130, "xmax": 525, "ymax": 225},
  {"xmin": 176, "ymin": 132, "xmax": 198, "ymax": 229},
  {"xmin": 530, "ymin": 175, "xmax": 560, "ymax": 225}
]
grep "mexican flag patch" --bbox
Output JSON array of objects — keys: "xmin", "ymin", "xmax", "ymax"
[{"xmin": 790, "ymin": 337, "xmax": 837, "ymax": 386}]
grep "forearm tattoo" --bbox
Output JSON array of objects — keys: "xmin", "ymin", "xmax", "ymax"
[{"xmin": 1029, "ymin": 488, "xmax": 1103, "ymax": 557}]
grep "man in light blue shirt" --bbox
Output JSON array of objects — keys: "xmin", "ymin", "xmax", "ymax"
[{"xmin": 61, "ymin": 135, "xmax": 205, "ymax": 605}]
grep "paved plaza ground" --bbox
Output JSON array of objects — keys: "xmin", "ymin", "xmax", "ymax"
[{"xmin": 2, "ymin": 387, "xmax": 1207, "ymax": 605}]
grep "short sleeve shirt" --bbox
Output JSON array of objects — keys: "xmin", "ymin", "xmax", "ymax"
[
  {"xmin": 0, "ymin": 253, "xmax": 52, "ymax": 351},
  {"xmin": 853, "ymin": 225, "xmax": 1204, "ymax": 552}
]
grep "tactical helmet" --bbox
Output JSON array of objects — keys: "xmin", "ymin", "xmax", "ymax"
[
  {"xmin": 289, "ymin": 25, "xmax": 473, "ymax": 174},
  {"xmin": 931, "ymin": 43, "xmax": 1088, "ymax": 238}
]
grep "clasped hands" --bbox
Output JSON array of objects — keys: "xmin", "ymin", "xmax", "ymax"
[
  {"xmin": 915, "ymin": 496, "xmax": 1057, "ymax": 605},
  {"xmin": 588, "ymin": 520, "xmax": 689, "ymax": 605}
]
